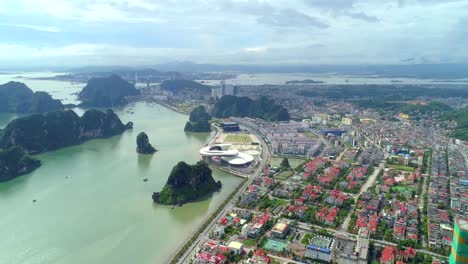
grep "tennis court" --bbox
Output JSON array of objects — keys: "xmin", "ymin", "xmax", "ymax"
[{"xmin": 263, "ymin": 239, "xmax": 288, "ymax": 252}]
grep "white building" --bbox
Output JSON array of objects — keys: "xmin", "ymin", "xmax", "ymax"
[
  {"xmin": 305, "ymin": 236, "xmax": 335, "ymax": 262},
  {"xmin": 200, "ymin": 144, "xmax": 254, "ymax": 166},
  {"xmin": 212, "ymin": 80, "xmax": 235, "ymax": 98},
  {"xmin": 342, "ymin": 117, "xmax": 353, "ymax": 126}
]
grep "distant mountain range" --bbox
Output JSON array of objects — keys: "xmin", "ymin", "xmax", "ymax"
[{"xmin": 3, "ymin": 63, "xmax": 468, "ymax": 79}]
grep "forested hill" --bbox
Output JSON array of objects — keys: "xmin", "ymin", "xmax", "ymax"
[
  {"xmin": 298, "ymin": 85, "xmax": 468, "ymax": 100},
  {"xmin": 78, "ymin": 75, "xmax": 139, "ymax": 107},
  {"xmin": 212, "ymin": 95, "xmax": 290, "ymax": 121},
  {"xmin": 0, "ymin": 109, "xmax": 132, "ymax": 154},
  {"xmin": 0, "ymin": 147, "xmax": 41, "ymax": 182},
  {"xmin": 443, "ymin": 107, "xmax": 468, "ymax": 140},
  {"xmin": 184, "ymin": 105, "xmax": 211, "ymax": 132},
  {"xmin": 0, "ymin": 81, "xmax": 63, "ymax": 113},
  {"xmin": 160, "ymin": 80, "xmax": 211, "ymax": 95},
  {"xmin": 152, "ymin": 161, "xmax": 221, "ymax": 205}
]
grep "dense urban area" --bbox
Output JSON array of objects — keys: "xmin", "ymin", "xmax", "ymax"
[{"xmin": 115, "ymin": 69, "xmax": 468, "ymax": 264}]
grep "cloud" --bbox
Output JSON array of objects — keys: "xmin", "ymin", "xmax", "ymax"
[
  {"xmin": 0, "ymin": 0, "xmax": 468, "ymax": 66},
  {"xmin": 303, "ymin": 0, "xmax": 380, "ymax": 22},
  {"xmin": 0, "ymin": 23, "xmax": 61, "ymax": 32},
  {"xmin": 304, "ymin": 0, "xmax": 356, "ymax": 10},
  {"xmin": 347, "ymin": 11, "xmax": 379, "ymax": 22},
  {"xmin": 257, "ymin": 9, "xmax": 328, "ymax": 28},
  {"xmin": 16, "ymin": 0, "xmax": 164, "ymax": 23}
]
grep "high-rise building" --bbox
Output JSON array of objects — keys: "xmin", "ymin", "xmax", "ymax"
[
  {"xmin": 450, "ymin": 218, "xmax": 468, "ymax": 264},
  {"xmin": 212, "ymin": 80, "xmax": 235, "ymax": 99},
  {"xmin": 342, "ymin": 117, "xmax": 353, "ymax": 126}
]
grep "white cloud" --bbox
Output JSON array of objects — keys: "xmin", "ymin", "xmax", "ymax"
[
  {"xmin": 1, "ymin": 23, "xmax": 61, "ymax": 32},
  {"xmin": 0, "ymin": 0, "xmax": 468, "ymax": 65},
  {"xmin": 16, "ymin": 0, "xmax": 164, "ymax": 23}
]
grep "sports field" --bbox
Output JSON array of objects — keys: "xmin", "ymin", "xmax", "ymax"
[
  {"xmin": 263, "ymin": 239, "xmax": 288, "ymax": 252},
  {"xmin": 224, "ymin": 134, "xmax": 253, "ymax": 144}
]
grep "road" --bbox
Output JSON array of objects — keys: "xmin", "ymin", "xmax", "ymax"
[
  {"xmin": 175, "ymin": 122, "xmax": 271, "ymax": 264},
  {"xmin": 341, "ymin": 155, "xmax": 386, "ymax": 231},
  {"xmin": 295, "ymin": 221, "xmax": 448, "ymax": 260},
  {"xmin": 267, "ymin": 254, "xmax": 303, "ymax": 264}
]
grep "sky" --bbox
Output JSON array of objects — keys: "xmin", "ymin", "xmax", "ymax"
[{"xmin": 0, "ymin": 0, "xmax": 467, "ymax": 67}]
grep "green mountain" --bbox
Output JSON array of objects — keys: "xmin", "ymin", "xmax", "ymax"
[
  {"xmin": 152, "ymin": 161, "xmax": 221, "ymax": 205},
  {"xmin": 160, "ymin": 80, "xmax": 211, "ymax": 96},
  {"xmin": 0, "ymin": 81, "xmax": 63, "ymax": 113},
  {"xmin": 136, "ymin": 132, "xmax": 157, "ymax": 154},
  {"xmin": 78, "ymin": 75, "xmax": 139, "ymax": 107},
  {"xmin": 184, "ymin": 105, "xmax": 211, "ymax": 132},
  {"xmin": 443, "ymin": 107, "xmax": 468, "ymax": 140},
  {"xmin": 0, "ymin": 146, "xmax": 41, "ymax": 182},
  {"xmin": 0, "ymin": 109, "xmax": 133, "ymax": 154},
  {"xmin": 212, "ymin": 95, "xmax": 290, "ymax": 121}
]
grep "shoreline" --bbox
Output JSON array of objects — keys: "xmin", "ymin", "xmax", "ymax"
[
  {"xmin": 149, "ymin": 99, "xmax": 189, "ymax": 116},
  {"xmin": 156, "ymin": 108, "xmax": 247, "ymax": 263},
  {"xmin": 168, "ymin": 117, "xmax": 271, "ymax": 264}
]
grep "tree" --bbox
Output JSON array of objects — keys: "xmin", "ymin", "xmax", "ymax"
[{"xmin": 281, "ymin": 157, "xmax": 290, "ymax": 168}]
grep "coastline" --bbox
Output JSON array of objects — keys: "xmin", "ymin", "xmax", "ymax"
[
  {"xmin": 169, "ymin": 117, "xmax": 271, "ymax": 264},
  {"xmin": 150, "ymin": 100, "xmax": 189, "ymax": 116},
  {"xmin": 168, "ymin": 177, "xmax": 247, "ymax": 264},
  {"xmin": 156, "ymin": 108, "xmax": 246, "ymax": 263}
]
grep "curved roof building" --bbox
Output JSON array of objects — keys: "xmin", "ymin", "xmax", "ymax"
[{"xmin": 200, "ymin": 144, "xmax": 254, "ymax": 166}]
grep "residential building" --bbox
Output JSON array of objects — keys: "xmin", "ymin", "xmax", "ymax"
[
  {"xmin": 450, "ymin": 218, "xmax": 468, "ymax": 264},
  {"xmin": 228, "ymin": 241, "xmax": 244, "ymax": 255},
  {"xmin": 271, "ymin": 222, "xmax": 290, "ymax": 239},
  {"xmin": 305, "ymin": 236, "xmax": 335, "ymax": 262}
]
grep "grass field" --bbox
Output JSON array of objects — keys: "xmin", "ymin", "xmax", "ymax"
[
  {"xmin": 224, "ymin": 134, "xmax": 253, "ymax": 144},
  {"xmin": 392, "ymin": 186, "xmax": 416, "ymax": 192},
  {"xmin": 275, "ymin": 170, "xmax": 294, "ymax": 180},
  {"xmin": 301, "ymin": 132, "xmax": 320, "ymax": 139},
  {"xmin": 301, "ymin": 233, "xmax": 314, "ymax": 245},
  {"xmin": 243, "ymin": 239, "xmax": 256, "ymax": 247},
  {"xmin": 387, "ymin": 164, "xmax": 416, "ymax": 172}
]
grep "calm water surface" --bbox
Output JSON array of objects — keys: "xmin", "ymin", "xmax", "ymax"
[{"xmin": 0, "ymin": 102, "xmax": 242, "ymax": 264}]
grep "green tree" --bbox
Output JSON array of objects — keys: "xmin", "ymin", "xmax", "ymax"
[{"xmin": 281, "ymin": 157, "xmax": 290, "ymax": 168}]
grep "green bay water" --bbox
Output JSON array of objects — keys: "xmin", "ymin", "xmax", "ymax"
[{"xmin": 0, "ymin": 102, "xmax": 243, "ymax": 264}]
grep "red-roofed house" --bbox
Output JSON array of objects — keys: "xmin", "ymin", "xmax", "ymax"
[
  {"xmin": 220, "ymin": 217, "xmax": 228, "ymax": 226},
  {"xmin": 380, "ymin": 245, "xmax": 396, "ymax": 264}
]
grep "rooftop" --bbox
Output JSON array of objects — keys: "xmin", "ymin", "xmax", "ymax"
[
  {"xmin": 456, "ymin": 218, "xmax": 468, "ymax": 231},
  {"xmin": 228, "ymin": 241, "xmax": 243, "ymax": 250},
  {"xmin": 272, "ymin": 222, "xmax": 288, "ymax": 233}
]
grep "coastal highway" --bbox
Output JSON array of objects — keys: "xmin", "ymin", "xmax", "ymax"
[{"xmin": 174, "ymin": 123, "xmax": 271, "ymax": 264}]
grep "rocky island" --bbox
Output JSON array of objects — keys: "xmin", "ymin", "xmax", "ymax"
[
  {"xmin": 78, "ymin": 75, "xmax": 139, "ymax": 107},
  {"xmin": 285, "ymin": 79, "xmax": 325, "ymax": 84},
  {"xmin": 212, "ymin": 95, "xmax": 290, "ymax": 121},
  {"xmin": 0, "ymin": 109, "xmax": 133, "ymax": 154},
  {"xmin": 136, "ymin": 132, "xmax": 157, "ymax": 154},
  {"xmin": 0, "ymin": 81, "xmax": 63, "ymax": 113},
  {"xmin": 184, "ymin": 105, "xmax": 211, "ymax": 132},
  {"xmin": 0, "ymin": 146, "xmax": 41, "ymax": 182},
  {"xmin": 152, "ymin": 161, "xmax": 221, "ymax": 205}
]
